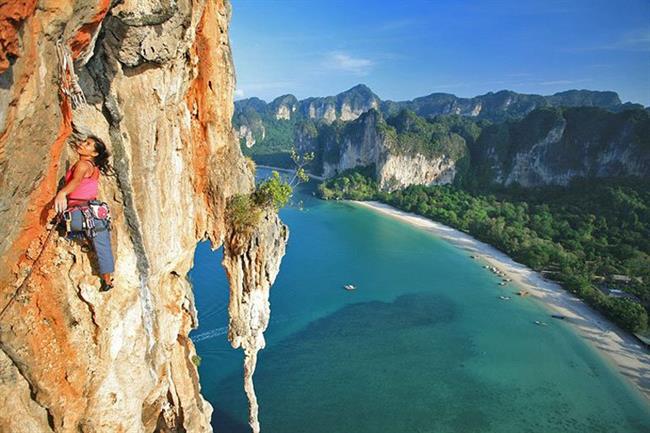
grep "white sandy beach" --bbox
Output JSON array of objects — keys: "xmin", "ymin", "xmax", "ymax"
[{"xmin": 352, "ymin": 200, "xmax": 650, "ymax": 403}]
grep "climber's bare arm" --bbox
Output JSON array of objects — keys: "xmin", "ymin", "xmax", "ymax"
[{"xmin": 54, "ymin": 161, "xmax": 92, "ymax": 213}]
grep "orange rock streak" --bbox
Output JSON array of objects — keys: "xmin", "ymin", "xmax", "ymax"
[
  {"xmin": 0, "ymin": 0, "xmax": 37, "ymax": 73},
  {"xmin": 185, "ymin": 0, "xmax": 219, "ymax": 199},
  {"xmin": 1, "ymin": 1, "xmax": 115, "ymax": 427},
  {"xmin": 68, "ymin": 0, "xmax": 111, "ymax": 59}
]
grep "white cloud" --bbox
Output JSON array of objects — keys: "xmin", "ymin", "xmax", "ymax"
[
  {"xmin": 606, "ymin": 28, "xmax": 650, "ymax": 51},
  {"xmin": 234, "ymin": 88, "xmax": 245, "ymax": 99},
  {"xmin": 324, "ymin": 52, "xmax": 374, "ymax": 76},
  {"xmin": 562, "ymin": 28, "xmax": 650, "ymax": 52}
]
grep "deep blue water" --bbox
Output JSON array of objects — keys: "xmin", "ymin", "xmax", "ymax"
[{"xmin": 189, "ymin": 176, "xmax": 650, "ymax": 433}]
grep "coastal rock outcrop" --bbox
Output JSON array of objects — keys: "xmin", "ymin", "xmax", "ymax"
[
  {"xmin": 377, "ymin": 153, "xmax": 457, "ymax": 191},
  {"xmin": 233, "ymin": 84, "xmax": 381, "ymax": 137},
  {"xmin": 381, "ymin": 89, "xmax": 628, "ymax": 122},
  {"xmin": 235, "ymin": 86, "xmax": 639, "ymax": 144},
  {"xmin": 471, "ymin": 107, "xmax": 650, "ymax": 186},
  {"xmin": 317, "ymin": 110, "xmax": 466, "ymax": 191},
  {"xmin": 237, "ymin": 124, "xmax": 263, "ymax": 148},
  {"xmin": 0, "ymin": 1, "xmax": 287, "ymax": 432},
  {"xmin": 320, "ymin": 111, "xmax": 384, "ymax": 178},
  {"xmin": 235, "ymin": 84, "xmax": 647, "ymax": 190},
  {"xmin": 223, "ymin": 209, "xmax": 288, "ymax": 433},
  {"xmin": 269, "ymin": 94, "xmax": 298, "ymax": 120}
]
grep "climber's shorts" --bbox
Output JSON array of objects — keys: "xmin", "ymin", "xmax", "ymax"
[{"xmin": 67, "ymin": 209, "xmax": 115, "ymax": 275}]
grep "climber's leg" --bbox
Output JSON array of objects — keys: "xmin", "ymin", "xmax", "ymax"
[
  {"xmin": 66, "ymin": 209, "xmax": 114, "ymax": 289},
  {"xmin": 68, "ymin": 208, "xmax": 84, "ymax": 232},
  {"xmin": 91, "ymin": 218, "xmax": 115, "ymax": 275}
]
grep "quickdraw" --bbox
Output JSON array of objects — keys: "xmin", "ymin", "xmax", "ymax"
[
  {"xmin": 56, "ymin": 40, "xmax": 86, "ymax": 109},
  {"xmin": 81, "ymin": 207, "xmax": 96, "ymax": 238}
]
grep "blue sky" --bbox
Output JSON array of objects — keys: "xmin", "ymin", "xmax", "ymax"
[{"xmin": 230, "ymin": 0, "xmax": 650, "ymax": 105}]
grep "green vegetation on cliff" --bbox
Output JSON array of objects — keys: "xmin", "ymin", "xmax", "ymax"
[
  {"xmin": 318, "ymin": 166, "xmax": 378, "ymax": 200},
  {"xmin": 380, "ymin": 88, "xmax": 626, "ymax": 122},
  {"xmin": 227, "ymin": 171, "xmax": 293, "ymax": 236},
  {"xmin": 240, "ymin": 117, "xmax": 297, "ymax": 168},
  {"xmin": 383, "ymin": 110, "xmax": 468, "ymax": 160},
  {"xmin": 237, "ymin": 92, "xmax": 649, "ymax": 187},
  {"xmin": 318, "ymin": 169, "xmax": 650, "ymax": 334},
  {"xmin": 461, "ymin": 106, "xmax": 650, "ymax": 190},
  {"xmin": 294, "ymin": 109, "xmax": 477, "ymax": 175}
]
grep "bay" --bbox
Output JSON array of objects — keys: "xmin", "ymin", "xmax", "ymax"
[{"xmin": 190, "ymin": 175, "xmax": 650, "ymax": 433}]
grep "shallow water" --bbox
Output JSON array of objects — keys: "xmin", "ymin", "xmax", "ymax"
[{"xmin": 190, "ymin": 177, "xmax": 650, "ymax": 433}]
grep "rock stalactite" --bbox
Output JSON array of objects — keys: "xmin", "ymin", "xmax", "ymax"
[
  {"xmin": 0, "ymin": 1, "xmax": 287, "ymax": 432},
  {"xmin": 223, "ymin": 209, "xmax": 289, "ymax": 433}
]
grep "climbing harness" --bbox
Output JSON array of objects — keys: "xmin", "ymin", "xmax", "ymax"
[
  {"xmin": 1, "ymin": 199, "xmax": 113, "ymax": 320},
  {"xmin": 62, "ymin": 200, "xmax": 112, "ymax": 239},
  {"xmin": 0, "ymin": 40, "xmax": 116, "ymax": 320}
]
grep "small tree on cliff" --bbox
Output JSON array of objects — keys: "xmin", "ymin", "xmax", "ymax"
[{"xmin": 288, "ymin": 148, "xmax": 315, "ymax": 186}]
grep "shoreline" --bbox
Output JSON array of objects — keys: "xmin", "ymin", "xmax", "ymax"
[{"xmin": 352, "ymin": 200, "xmax": 650, "ymax": 403}]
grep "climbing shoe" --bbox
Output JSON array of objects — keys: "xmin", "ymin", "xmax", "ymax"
[{"xmin": 100, "ymin": 279, "xmax": 114, "ymax": 292}]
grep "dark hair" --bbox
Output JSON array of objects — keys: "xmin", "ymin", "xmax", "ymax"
[{"xmin": 90, "ymin": 136, "xmax": 112, "ymax": 175}]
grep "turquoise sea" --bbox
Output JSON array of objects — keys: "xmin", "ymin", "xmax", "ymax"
[{"xmin": 190, "ymin": 174, "xmax": 650, "ymax": 433}]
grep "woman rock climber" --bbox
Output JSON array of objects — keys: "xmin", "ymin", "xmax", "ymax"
[{"xmin": 54, "ymin": 133, "xmax": 115, "ymax": 291}]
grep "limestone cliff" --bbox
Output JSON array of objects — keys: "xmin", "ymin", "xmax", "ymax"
[
  {"xmin": 236, "ymin": 85, "xmax": 646, "ymax": 189},
  {"xmin": 381, "ymin": 89, "xmax": 629, "ymax": 122},
  {"xmin": 237, "ymin": 123, "xmax": 264, "ymax": 148},
  {"xmin": 233, "ymin": 84, "xmax": 381, "ymax": 137},
  {"xmin": 376, "ymin": 153, "xmax": 457, "ymax": 191},
  {"xmin": 0, "ymin": 1, "xmax": 287, "ymax": 432},
  {"xmin": 470, "ymin": 107, "xmax": 650, "ymax": 187},
  {"xmin": 300, "ymin": 105, "xmax": 649, "ymax": 190},
  {"xmin": 299, "ymin": 84, "xmax": 380, "ymax": 123},
  {"xmin": 269, "ymin": 94, "xmax": 297, "ymax": 120},
  {"xmin": 223, "ymin": 209, "xmax": 288, "ymax": 433},
  {"xmin": 314, "ymin": 110, "xmax": 465, "ymax": 191},
  {"xmin": 233, "ymin": 98, "xmax": 266, "ymax": 148},
  {"xmin": 234, "ymin": 85, "xmax": 641, "ymax": 153}
]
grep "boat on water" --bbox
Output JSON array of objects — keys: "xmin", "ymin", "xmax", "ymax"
[
  {"xmin": 517, "ymin": 290, "xmax": 530, "ymax": 297},
  {"xmin": 344, "ymin": 284, "xmax": 356, "ymax": 291},
  {"xmin": 551, "ymin": 315, "xmax": 566, "ymax": 320},
  {"xmin": 498, "ymin": 296, "xmax": 511, "ymax": 300},
  {"xmin": 534, "ymin": 320, "xmax": 548, "ymax": 326}
]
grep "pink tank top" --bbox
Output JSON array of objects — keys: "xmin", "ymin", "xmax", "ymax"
[{"xmin": 65, "ymin": 161, "xmax": 99, "ymax": 207}]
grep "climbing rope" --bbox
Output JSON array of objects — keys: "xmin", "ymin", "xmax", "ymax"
[
  {"xmin": 1, "ymin": 42, "xmax": 91, "ymax": 320},
  {"xmin": 0, "ymin": 216, "xmax": 61, "ymax": 320}
]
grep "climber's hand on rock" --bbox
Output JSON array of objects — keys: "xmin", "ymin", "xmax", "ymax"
[{"xmin": 54, "ymin": 192, "xmax": 67, "ymax": 214}]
